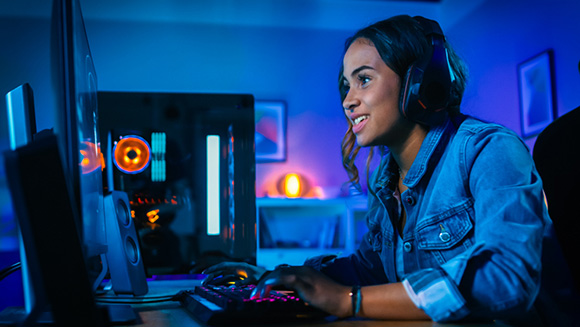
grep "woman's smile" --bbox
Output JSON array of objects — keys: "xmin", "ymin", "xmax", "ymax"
[{"xmin": 352, "ymin": 114, "xmax": 369, "ymax": 134}]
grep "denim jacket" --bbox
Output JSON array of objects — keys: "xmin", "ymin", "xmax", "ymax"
[{"xmin": 306, "ymin": 116, "xmax": 576, "ymax": 325}]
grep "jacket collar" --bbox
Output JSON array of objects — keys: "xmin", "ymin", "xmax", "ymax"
[{"xmin": 373, "ymin": 118, "xmax": 454, "ymax": 192}]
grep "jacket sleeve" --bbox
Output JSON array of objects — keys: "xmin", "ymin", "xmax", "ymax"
[{"xmin": 404, "ymin": 126, "xmax": 547, "ymax": 322}]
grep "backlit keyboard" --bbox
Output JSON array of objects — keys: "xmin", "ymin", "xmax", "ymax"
[{"xmin": 179, "ymin": 285, "xmax": 328, "ymax": 325}]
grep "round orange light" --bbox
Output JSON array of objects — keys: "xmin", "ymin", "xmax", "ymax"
[{"xmin": 113, "ymin": 135, "xmax": 151, "ymax": 174}]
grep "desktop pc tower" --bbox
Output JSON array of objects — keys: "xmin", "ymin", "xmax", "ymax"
[{"xmin": 98, "ymin": 91, "xmax": 257, "ymax": 276}]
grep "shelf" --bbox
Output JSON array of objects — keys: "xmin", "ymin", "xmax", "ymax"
[{"xmin": 256, "ymin": 197, "xmax": 367, "ymax": 270}]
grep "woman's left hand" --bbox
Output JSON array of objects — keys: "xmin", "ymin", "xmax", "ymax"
[{"xmin": 250, "ymin": 265, "xmax": 352, "ymax": 318}]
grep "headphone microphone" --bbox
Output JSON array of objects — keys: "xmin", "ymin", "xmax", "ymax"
[{"xmin": 399, "ymin": 16, "xmax": 454, "ymax": 126}]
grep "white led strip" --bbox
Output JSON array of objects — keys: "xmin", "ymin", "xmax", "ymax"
[{"xmin": 207, "ymin": 135, "xmax": 220, "ymax": 235}]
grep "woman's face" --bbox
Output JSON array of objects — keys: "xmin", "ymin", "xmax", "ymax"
[{"xmin": 342, "ymin": 38, "xmax": 412, "ymax": 148}]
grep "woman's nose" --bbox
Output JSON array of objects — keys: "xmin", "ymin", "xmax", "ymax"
[{"xmin": 343, "ymin": 91, "xmax": 359, "ymax": 112}]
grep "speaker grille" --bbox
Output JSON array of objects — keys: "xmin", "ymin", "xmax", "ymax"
[
  {"xmin": 125, "ymin": 237, "xmax": 139, "ymax": 265},
  {"xmin": 116, "ymin": 199, "xmax": 131, "ymax": 226}
]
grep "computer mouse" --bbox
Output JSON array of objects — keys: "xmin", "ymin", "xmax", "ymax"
[{"xmin": 205, "ymin": 274, "xmax": 246, "ymax": 286}]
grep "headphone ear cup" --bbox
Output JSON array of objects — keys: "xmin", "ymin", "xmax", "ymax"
[
  {"xmin": 421, "ymin": 73, "xmax": 450, "ymax": 109},
  {"xmin": 399, "ymin": 60, "xmax": 449, "ymax": 126},
  {"xmin": 399, "ymin": 62, "xmax": 426, "ymax": 122}
]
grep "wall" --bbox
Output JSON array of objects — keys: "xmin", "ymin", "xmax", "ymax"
[{"xmin": 442, "ymin": 0, "xmax": 580, "ymax": 150}]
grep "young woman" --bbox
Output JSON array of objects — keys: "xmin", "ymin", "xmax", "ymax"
[{"xmin": 203, "ymin": 15, "xmax": 577, "ymax": 326}]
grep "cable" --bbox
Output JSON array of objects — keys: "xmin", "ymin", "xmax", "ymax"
[
  {"xmin": 97, "ymin": 294, "xmax": 176, "ymax": 300},
  {"xmin": 95, "ymin": 292, "xmax": 182, "ymax": 305},
  {"xmin": 0, "ymin": 262, "xmax": 21, "ymax": 282},
  {"xmin": 95, "ymin": 298, "xmax": 173, "ymax": 304}
]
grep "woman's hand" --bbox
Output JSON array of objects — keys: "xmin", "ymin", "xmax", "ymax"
[
  {"xmin": 201, "ymin": 262, "xmax": 267, "ymax": 286},
  {"xmin": 250, "ymin": 265, "xmax": 352, "ymax": 318}
]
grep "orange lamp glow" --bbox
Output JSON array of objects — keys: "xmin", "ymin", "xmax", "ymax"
[
  {"xmin": 284, "ymin": 173, "xmax": 302, "ymax": 198},
  {"xmin": 113, "ymin": 135, "xmax": 151, "ymax": 174}
]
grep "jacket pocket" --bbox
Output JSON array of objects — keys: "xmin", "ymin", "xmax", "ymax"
[{"xmin": 415, "ymin": 208, "xmax": 474, "ymax": 265}]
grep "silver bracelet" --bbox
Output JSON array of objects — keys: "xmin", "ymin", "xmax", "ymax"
[{"xmin": 349, "ymin": 285, "xmax": 362, "ymax": 317}]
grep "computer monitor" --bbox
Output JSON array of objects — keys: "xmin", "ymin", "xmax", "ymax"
[
  {"xmin": 4, "ymin": 83, "xmax": 39, "ymax": 316},
  {"xmin": 51, "ymin": 0, "xmax": 107, "ymax": 290},
  {"xmin": 0, "ymin": 0, "xmax": 109, "ymax": 323},
  {"xmin": 2, "ymin": 131, "xmax": 108, "ymax": 326}
]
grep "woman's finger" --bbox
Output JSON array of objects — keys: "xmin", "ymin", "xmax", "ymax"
[
  {"xmin": 249, "ymin": 269, "xmax": 297, "ymax": 299},
  {"xmin": 201, "ymin": 273, "xmax": 221, "ymax": 285},
  {"xmin": 250, "ymin": 283, "xmax": 273, "ymax": 299},
  {"xmin": 202, "ymin": 262, "xmax": 235, "ymax": 274}
]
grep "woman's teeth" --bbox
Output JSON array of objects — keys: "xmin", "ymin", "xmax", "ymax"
[{"xmin": 354, "ymin": 115, "xmax": 368, "ymax": 125}]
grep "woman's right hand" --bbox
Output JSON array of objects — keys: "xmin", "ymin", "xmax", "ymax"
[
  {"xmin": 201, "ymin": 262, "xmax": 267, "ymax": 286},
  {"xmin": 249, "ymin": 265, "xmax": 352, "ymax": 317}
]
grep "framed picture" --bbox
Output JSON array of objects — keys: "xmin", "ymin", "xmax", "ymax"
[
  {"xmin": 518, "ymin": 50, "xmax": 557, "ymax": 138},
  {"xmin": 255, "ymin": 101, "xmax": 286, "ymax": 162}
]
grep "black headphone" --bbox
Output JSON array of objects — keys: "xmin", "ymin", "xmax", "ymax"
[{"xmin": 399, "ymin": 16, "xmax": 454, "ymax": 126}]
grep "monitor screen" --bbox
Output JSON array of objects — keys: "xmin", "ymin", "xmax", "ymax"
[{"xmin": 51, "ymin": 0, "xmax": 107, "ymax": 290}]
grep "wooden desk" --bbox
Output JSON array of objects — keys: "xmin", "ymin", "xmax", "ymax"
[{"xmin": 116, "ymin": 280, "xmax": 501, "ymax": 327}]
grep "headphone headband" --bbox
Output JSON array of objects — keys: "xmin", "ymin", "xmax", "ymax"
[
  {"xmin": 399, "ymin": 16, "xmax": 453, "ymax": 126},
  {"xmin": 413, "ymin": 16, "xmax": 445, "ymax": 39}
]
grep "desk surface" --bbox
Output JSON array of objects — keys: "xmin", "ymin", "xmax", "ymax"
[{"xmin": 112, "ymin": 280, "xmax": 500, "ymax": 327}]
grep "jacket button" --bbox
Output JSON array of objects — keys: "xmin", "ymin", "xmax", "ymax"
[
  {"xmin": 403, "ymin": 242, "xmax": 412, "ymax": 252},
  {"xmin": 439, "ymin": 231, "xmax": 451, "ymax": 242},
  {"xmin": 405, "ymin": 196, "xmax": 416, "ymax": 206}
]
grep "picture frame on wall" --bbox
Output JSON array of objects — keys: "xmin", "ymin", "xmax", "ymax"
[
  {"xmin": 255, "ymin": 101, "xmax": 286, "ymax": 162},
  {"xmin": 517, "ymin": 49, "xmax": 557, "ymax": 138}
]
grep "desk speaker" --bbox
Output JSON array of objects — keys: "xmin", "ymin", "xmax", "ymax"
[{"xmin": 104, "ymin": 191, "xmax": 148, "ymax": 296}]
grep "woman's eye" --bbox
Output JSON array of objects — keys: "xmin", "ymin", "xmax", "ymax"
[{"xmin": 358, "ymin": 75, "xmax": 371, "ymax": 86}]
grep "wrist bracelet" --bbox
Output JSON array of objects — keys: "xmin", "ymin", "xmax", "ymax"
[{"xmin": 349, "ymin": 285, "xmax": 361, "ymax": 317}]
